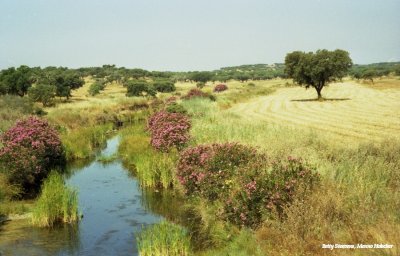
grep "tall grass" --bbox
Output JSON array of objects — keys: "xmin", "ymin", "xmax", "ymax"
[
  {"xmin": 118, "ymin": 124, "xmax": 178, "ymax": 189},
  {"xmin": 137, "ymin": 221, "xmax": 191, "ymax": 256},
  {"xmin": 61, "ymin": 124, "xmax": 112, "ymax": 160},
  {"xmin": 181, "ymin": 97, "xmax": 400, "ymax": 255},
  {"xmin": 31, "ymin": 172, "xmax": 79, "ymax": 227},
  {"xmin": 197, "ymin": 229, "xmax": 263, "ymax": 256},
  {"xmin": 0, "ymin": 95, "xmax": 42, "ymax": 133}
]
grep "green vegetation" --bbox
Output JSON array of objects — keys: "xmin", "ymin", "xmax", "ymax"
[
  {"xmin": 137, "ymin": 220, "xmax": 191, "ymax": 256},
  {"xmin": 179, "ymin": 96, "xmax": 400, "ymax": 255},
  {"xmin": 198, "ymin": 229, "xmax": 263, "ymax": 256},
  {"xmin": 152, "ymin": 79, "xmax": 176, "ymax": 93},
  {"xmin": 285, "ymin": 49, "xmax": 353, "ymax": 99},
  {"xmin": 350, "ymin": 62, "xmax": 400, "ymax": 80},
  {"xmin": 0, "ymin": 61, "xmax": 399, "ymax": 255},
  {"xmin": 88, "ymin": 80, "xmax": 106, "ymax": 96},
  {"xmin": 0, "ymin": 95, "xmax": 43, "ymax": 133},
  {"xmin": 61, "ymin": 124, "xmax": 111, "ymax": 160},
  {"xmin": 118, "ymin": 124, "xmax": 178, "ymax": 189},
  {"xmin": 28, "ymin": 84, "xmax": 56, "ymax": 106},
  {"xmin": 165, "ymin": 102, "xmax": 187, "ymax": 114},
  {"xmin": 126, "ymin": 80, "xmax": 156, "ymax": 97},
  {"xmin": 0, "ymin": 65, "xmax": 33, "ymax": 96},
  {"xmin": 31, "ymin": 172, "xmax": 79, "ymax": 227}
]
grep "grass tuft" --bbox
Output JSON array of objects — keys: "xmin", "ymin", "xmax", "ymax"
[
  {"xmin": 137, "ymin": 220, "xmax": 191, "ymax": 256},
  {"xmin": 118, "ymin": 124, "xmax": 178, "ymax": 189},
  {"xmin": 31, "ymin": 171, "xmax": 79, "ymax": 227}
]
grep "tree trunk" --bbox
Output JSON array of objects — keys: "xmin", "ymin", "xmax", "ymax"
[{"xmin": 316, "ymin": 87, "xmax": 322, "ymax": 100}]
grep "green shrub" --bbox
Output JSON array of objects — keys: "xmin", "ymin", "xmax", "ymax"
[
  {"xmin": 165, "ymin": 102, "xmax": 187, "ymax": 114},
  {"xmin": 0, "ymin": 172, "xmax": 22, "ymax": 201},
  {"xmin": 31, "ymin": 171, "xmax": 79, "ymax": 227},
  {"xmin": 0, "ymin": 95, "xmax": 43, "ymax": 132},
  {"xmin": 126, "ymin": 80, "xmax": 156, "ymax": 97},
  {"xmin": 88, "ymin": 81, "xmax": 106, "ymax": 96},
  {"xmin": 28, "ymin": 84, "xmax": 56, "ymax": 106},
  {"xmin": 137, "ymin": 221, "xmax": 191, "ymax": 256},
  {"xmin": 153, "ymin": 80, "xmax": 176, "ymax": 93}
]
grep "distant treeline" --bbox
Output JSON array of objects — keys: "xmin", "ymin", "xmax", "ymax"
[
  {"xmin": 349, "ymin": 62, "xmax": 400, "ymax": 81},
  {"xmin": 1, "ymin": 62, "xmax": 399, "ymax": 99}
]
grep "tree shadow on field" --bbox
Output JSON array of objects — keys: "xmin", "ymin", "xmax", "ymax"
[{"xmin": 291, "ymin": 98, "xmax": 351, "ymax": 102}]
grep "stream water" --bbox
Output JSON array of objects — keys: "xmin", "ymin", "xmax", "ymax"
[{"xmin": 0, "ymin": 136, "xmax": 170, "ymax": 256}]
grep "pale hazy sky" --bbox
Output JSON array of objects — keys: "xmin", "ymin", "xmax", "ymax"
[{"xmin": 1, "ymin": 0, "xmax": 399, "ymax": 71}]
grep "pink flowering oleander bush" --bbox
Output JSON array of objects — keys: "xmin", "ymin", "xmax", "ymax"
[
  {"xmin": 177, "ymin": 143, "xmax": 319, "ymax": 228},
  {"xmin": 0, "ymin": 116, "xmax": 65, "ymax": 195},
  {"xmin": 165, "ymin": 96, "xmax": 178, "ymax": 104},
  {"xmin": 213, "ymin": 84, "xmax": 228, "ymax": 92},
  {"xmin": 147, "ymin": 111, "xmax": 191, "ymax": 152},
  {"xmin": 177, "ymin": 143, "xmax": 258, "ymax": 200},
  {"xmin": 224, "ymin": 156, "xmax": 319, "ymax": 227},
  {"xmin": 182, "ymin": 88, "xmax": 216, "ymax": 101}
]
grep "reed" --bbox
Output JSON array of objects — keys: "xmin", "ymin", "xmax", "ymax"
[
  {"xmin": 118, "ymin": 124, "xmax": 178, "ymax": 189},
  {"xmin": 31, "ymin": 172, "xmax": 79, "ymax": 227},
  {"xmin": 137, "ymin": 221, "xmax": 191, "ymax": 256}
]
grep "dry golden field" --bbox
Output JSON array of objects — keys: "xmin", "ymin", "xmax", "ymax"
[{"xmin": 230, "ymin": 80, "xmax": 400, "ymax": 142}]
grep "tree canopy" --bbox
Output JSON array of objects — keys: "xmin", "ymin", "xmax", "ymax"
[{"xmin": 284, "ymin": 49, "xmax": 352, "ymax": 99}]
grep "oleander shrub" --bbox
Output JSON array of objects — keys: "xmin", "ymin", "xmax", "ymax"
[
  {"xmin": 176, "ymin": 143, "xmax": 258, "ymax": 200},
  {"xmin": 0, "ymin": 116, "xmax": 65, "ymax": 195},
  {"xmin": 213, "ymin": 84, "xmax": 228, "ymax": 92},
  {"xmin": 182, "ymin": 88, "xmax": 216, "ymax": 101},
  {"xmin": 224, "ymin": 156, "xmax": 319, "ymax": 227},
  {"xmin": 177, "ymin": 143, "xmax": 319, "ymax": 228},
  {"xmin": 147, "ymin": 111, "xmax": 191, "ymax": 152}
]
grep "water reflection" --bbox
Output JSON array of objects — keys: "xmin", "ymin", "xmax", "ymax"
[
  {"xmin": 141, "ymin": 188, "xmax": 186, "ymax": 223},
  {"xmin": 0, "ymin": 136, "xmax": 173, "ymax": 256},
  {"xmin": 0, "ymin": 220, "xmax": 80, "ymax": 256}
]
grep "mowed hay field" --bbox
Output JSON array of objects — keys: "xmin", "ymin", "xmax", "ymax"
[
  {"xmin": 183, "ymin": 79, "xmax": 400, "ymax": 255},
  {"xmin": 230, "ymin": 80, "xmax": 400, "ymax": 142}
]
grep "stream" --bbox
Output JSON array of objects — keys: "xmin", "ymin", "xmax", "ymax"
[{"xmin": 0, "ymin": 136, "xmax": 172, "ymax": 256}]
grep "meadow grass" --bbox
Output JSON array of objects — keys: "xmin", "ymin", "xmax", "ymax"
[
  {"xmin": 31, "ymin": 172, "xmax": 79, "ymax": 227},
  {"xmin": 197, "ymin": 229, "xmax": 263, "ymax": 256},
  {"xmin": 137, "ymin": 220, "xmax": 191, "ymax": 256},
  {"xmin": 118, "ymin": 124, "xmax": 178, "ymax": 189},
  {"xmin": 61, "ymin": 124, "xmax": 112, "ymax": 160},
  {"xmin": 181, "ymin": 96, "xmax": 400, "ymax": 255}
]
